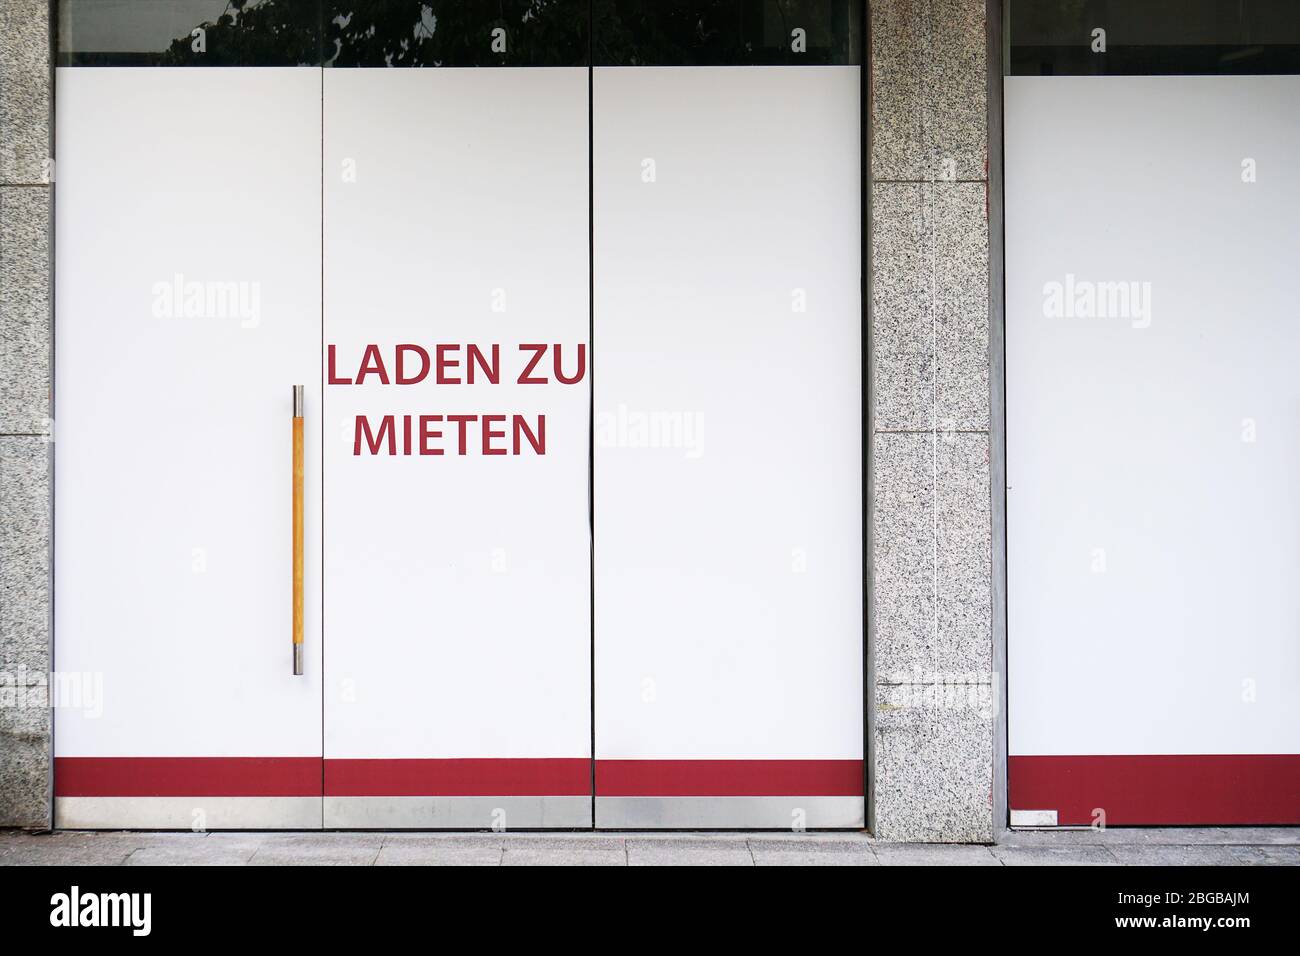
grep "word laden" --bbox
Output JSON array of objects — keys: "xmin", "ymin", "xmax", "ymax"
[
  {"xmin": 327, "ymin": 343, "xmax": 585, "ymax": 386},
  {"xmin": 328, "ymin": 343, "xmax": 586, "ymax": 457}
]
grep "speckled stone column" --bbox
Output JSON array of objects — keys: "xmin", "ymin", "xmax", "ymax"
[
  {"xmin": 868, "ymin": 0, "xmax": 995, "ymax": 841},
  {"xmin": 0, "ymin": 0, "xmax": 53, "ymax": 828}
]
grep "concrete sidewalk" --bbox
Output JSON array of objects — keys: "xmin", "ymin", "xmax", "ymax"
[{"xmin": 1, "ymin": 828, "xmax": 1297, "ymax": 866}]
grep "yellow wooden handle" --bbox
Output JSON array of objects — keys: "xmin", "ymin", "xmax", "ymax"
[{"xmin": 292, "ymin": 387, "xmax": 304, "ymax": 675}]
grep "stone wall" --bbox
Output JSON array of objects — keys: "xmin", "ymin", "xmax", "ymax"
[
  {"xmin": 0, "ymin": 0, "xmax": 53, "ymax": 829},
  {"xmin": 869, "ymin": 0, "xmax": 994, "ymax": 841}
]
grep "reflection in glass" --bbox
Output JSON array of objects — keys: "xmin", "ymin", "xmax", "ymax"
[
  {"xmin": 60, "ymin": 0, "xmax": 862, "ymax": 68},
  {"xmin": 595, "ymin": 0, "xmax": 862, "ymax": 66},
  {"xmin": 1009, "ymin": 0, "xmax": 1300, "ymax": 76},
  {"xmin": 58, "ymin": 0, "xmax": 593, "ymax": 67}
]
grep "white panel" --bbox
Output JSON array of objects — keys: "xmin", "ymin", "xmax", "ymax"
[
  {"xmin": 322, "ymin": 70, "xmax": 591, "ymax": 761},
  {"xmin": 54, "ymin": 68, "xmax": 323, "ymax": 759},
  {"xmin": 593, "ymin": 67, "xmax": 863, "ymax": 761},
  {"xmin": 1006, "ymin": 75, "xmax": 1300, "ymax": 755}
]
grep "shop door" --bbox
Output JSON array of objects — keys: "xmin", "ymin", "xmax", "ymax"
[
  {"xmin": 53, "ymin": 38, "xmax": 324, "ymax": 824},
  {"xmin": 590, "ymin": 5, "xmax": 866, "ymax": 828},
  {"xmin": 320, "ymin": 20, "xmax": 593, "ymax": 828},
  {"xmin": 1006, "ymin": 1, "xmax": 1300, "ymax": 825},
  {"xmin": 53, "ymin": 2, "xmax": 865, "ymax": 831}
]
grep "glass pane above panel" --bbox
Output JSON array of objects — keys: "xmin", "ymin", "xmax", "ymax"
[
  {"xmin": 59, "ymin": 0, "xmax": 593, "ymax": 67},
  {"xmin": 59, "ymin": 0, "xmax": 323, "ymax": 66},
  {"xmin": 595, "ymin": 0, "xmax": 863, "ymax": 66},
  {"xmin": 325, "ymin": 0, "xmax": 588, "ymax": 68},
  {"xmin": 1008, "ymin": 0, "xmax": 1300, "ymax": 75}
]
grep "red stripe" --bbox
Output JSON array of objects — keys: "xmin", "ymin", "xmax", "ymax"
[
  {"xmin": 1010, "ymin": 754, "xmax": 1300, "ymax": 825},
  {"xmin": 55, "ymin": 757, "xmax": 321, "ymax": 797},
  {"xmin": 324, "ymin": 759, "xmax": 591, "ymax": 796},
  {"xmin": 595, "ymin": 759, "xmax": 864, "ymax": 796},
  {"xmin": 56, "ymin": 757, "xmax": 864, "ymax": 799}
]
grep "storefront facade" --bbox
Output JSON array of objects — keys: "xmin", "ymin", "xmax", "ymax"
[{"xmin": 0, "ymin": 1, "xmax": 1294, "ymax": 838}]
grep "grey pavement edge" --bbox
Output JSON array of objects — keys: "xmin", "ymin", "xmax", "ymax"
[{"xmin": 0, "ymin": 828, "xmax": 1296, "ymax": 866}]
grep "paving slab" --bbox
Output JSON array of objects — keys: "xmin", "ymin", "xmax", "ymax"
[
  {"xmin": 198, "ymin": 833, "xmax": 276, "ymax": 855},
  {"xmin": 991, "ymin": 845, "xmax": 1119, "ymax": 866},
  {"xmin": 0, "ymin": 831, "xmax": 143, "ymax": 866},
  {"xmin": 248, "ymin": 834, "xmax": 383, "ymax": 866},
  {"xmin": 375, "ymin": 844, "xmax": 503, "ymax": 866},
  {"xmin": 377, "ymin": 833, "xmax": 505, "ymax": 849},
  {"xmin": 1253, "ymin": 845, "xmax": 1300, "ymax": 865},
  {"xmin": 125, "ymin": 840, "xmax": 259, "ymax": 866},
  {"xmin": 1212, "ymin": 828, "xmax": 1300, "ymax": 846},
  {"xmin": 750, "ymin": 846, "xmax": 878, "ymax": 866},
  {"xmin": 626, "ymin": 838, "xmax": 754, "ymax": 867},
  {"xmin": 746, "ymin": 834, "xmax": 873, "ymax": 846},
  {"xmin": 502, "ymin": 846, "xmax": 626, "ymax": 866},
  {"xmin": 620, "ymin": 831, "xmax": 753, "ymax": 842},
  {"xmin": 872, "ymin": 843, "xmax": 1000, "ymax": 866},
  {"xmin": 748, "ymin": 836, "xmax": 877, "ymax": 866},
  {"xmin": 491, "ymin": 835, "xmax": 627, "ymax": 851},
  {"xmin": 1104, "ymin": 845, "xmax": 1270, "ymax": 866}
]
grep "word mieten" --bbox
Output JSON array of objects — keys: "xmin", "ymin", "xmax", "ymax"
[{"xmin": 355, "ymin": 413, "xmax": 544, "ymax": 457}]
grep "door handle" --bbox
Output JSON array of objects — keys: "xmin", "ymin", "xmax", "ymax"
[{"xmin": 292, "ymin": 385, "xmax": 304, "ymax": 675}]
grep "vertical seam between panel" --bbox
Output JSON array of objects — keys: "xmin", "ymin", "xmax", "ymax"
[
  {"xmin": 588, "ymin": 3, "xmax": 597, "ymax": 829},
  {"xmin": 319, "ymin": 12, "xmax": 327, "ymax": 826}
]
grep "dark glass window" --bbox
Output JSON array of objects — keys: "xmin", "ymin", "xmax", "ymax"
[
  {"xmin": 57, "ymin": 0, "xmax": 591, "ymax": 68},
  {"xmin": 595, "ymin": 0, "xmax": 863, "ymax": 66},
  {"xmin": 1008, "ymin": 0, "xmax": 1300, "ymax": 76},
  {"xmin": 59, "ymin": 0, "xmax": 324, "ymax": 66},
  {"xmin": 59, "ymin": 0, "xmax": 862, "ymax": 69},
  {"xmin": 324, "ymin": 0, "xmax": 588, "ymax": 68}
]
